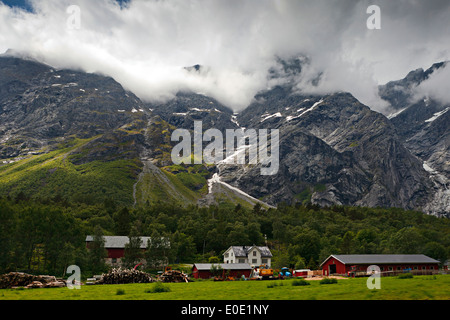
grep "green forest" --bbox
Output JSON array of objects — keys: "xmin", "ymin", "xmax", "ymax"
[{"xmin": 0, "ymin": 195, "xmax": 449, "ymax": 278}]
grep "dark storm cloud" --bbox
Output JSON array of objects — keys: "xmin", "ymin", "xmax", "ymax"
[{"xmin": 0, "ymin": 0, "xmax": 449, "ymax": 112}]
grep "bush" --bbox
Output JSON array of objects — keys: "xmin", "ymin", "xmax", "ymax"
[
  {"xmin": 398, "ymin": 273, "xmax": 413, "ymax": 279},
  {"xmin": 320, "ymin": 278, "xmax": 338, "ymax": 284},
  {"xmin": 267, "ymin": 281, "xmax": 285, "ymax": 288},
  {"xmin": 116, "ymin": 289, "xmax": 125, "ymax": 295},
  {"xmin": 292, "ymin": 279, "xmax": 310, "ymax": 286},
  {"xmin": 145, "ymin": 281, "xmax": 171, "ymax": 293}
]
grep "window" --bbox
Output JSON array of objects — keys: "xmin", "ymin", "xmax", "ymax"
[
  {"xmin": 262, "ymin": 259, "xmax": 267, "ymax": 264},
  {"xmin": 225, "ymin": 253, "xmax": 229, "ymax": 258},
  {"xmin": 422, "ymin": 266, "xmax": 426, "ymax": 270},
  {"xmin": 389, "ymin": 267, "xmax": 393, "ymax": 271},
  {"xmin": 112, "ymin": 258, "xmax": 117, "ymax": 264},
  {"xmin": 238, "ymin": 259, "xmax": 245, "ymax": 263},
  {"xmin": 414, "ymin": 266, "xmax": 418, "ymax": 270},
  {"xmin": 253, "ymin": 251, "xmax": 257, "ymax": 256},
  {"xmin": 396, "ymin": 266, "xmax": 401, "ymax": 271},
  {"xmin": 252, "ymin": 259, "xmax": 257, "ymax": 263},
  {"xmin": 431, "ymin": 266, "xmax": 435, "ymax": 270}
]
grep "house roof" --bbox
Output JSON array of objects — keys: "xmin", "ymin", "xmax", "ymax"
[
  {"xmin": 85, "ymin": 235, "xmax": 152, "ymax": 249},
  {"xmin": 193, "ymin": 263, "xmax": 253, "ymax": 271},
  {"xmin": 320, "ymin": 254, "xmax": 440, "ymax": 267},
  {"xmin": 225, "ymin": 246, "xmax": 273, "ymax": 257}
]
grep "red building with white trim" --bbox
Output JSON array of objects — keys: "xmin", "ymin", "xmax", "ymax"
[
  {"xmin": 320, "ymin": 254, "xmax": 440, "ymax": 276},
  {"xmin": 85, "ymin": 235, "xmax": 155, "ymax": 266}
]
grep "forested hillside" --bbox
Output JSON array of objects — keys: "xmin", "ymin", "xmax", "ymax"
[{"xmin": 0, "ymin": 197, "xmax": 448, "ymax": 276}]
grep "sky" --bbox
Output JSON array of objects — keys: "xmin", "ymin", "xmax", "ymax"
[{"xmin": 0, "ymin": 0, "xmax": 449, "ymax": 113}]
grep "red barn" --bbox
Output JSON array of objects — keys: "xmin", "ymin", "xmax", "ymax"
[
  {"xmin": 85, "ymin": 235, "xmax": 152, "ymax": 266},
  {"xmin": 192, "ymin": 263, "xmax": 253, "ymax": 279},
  {"xmin": 320, "ymin": 254, "xmax": 440, "ymax": 276}
]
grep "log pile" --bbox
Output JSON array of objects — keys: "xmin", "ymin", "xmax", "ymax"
[
  {"xmin": 158, "ymin": 269, "xmax": 189, "ymax": 283},
  {"xmin": 96, "ymin": 268, "xmax": 154, "ymax": 284},
  {"xmin": 0, "ymin": 272, "xmax": 66, "ymax": 289}
]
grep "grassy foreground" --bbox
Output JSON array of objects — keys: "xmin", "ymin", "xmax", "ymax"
[{"xmin": 1, "ymin": 275, "xmax": 449, "ymax": 300}]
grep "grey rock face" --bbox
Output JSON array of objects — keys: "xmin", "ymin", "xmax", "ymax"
[
  {"xmin": 0, "ymin": 55, "xmax": 147, "ymax": 160},
  {"xmin": 217, "ymin": 89, "xmax": 435, "ymax": 212},
  {"xmin": 0, "ymin": 54, "xmax": 446, "ymax": 215},
  {"xmin": 378, "ymin": 62, "xmax": 449, "ymax": 216}
]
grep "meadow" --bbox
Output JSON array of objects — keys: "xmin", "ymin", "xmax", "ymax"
[{"xmin": 1, "ymin": 275, "xmax": 448, "ymax": 300}]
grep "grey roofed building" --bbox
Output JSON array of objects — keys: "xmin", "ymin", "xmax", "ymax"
[
  {"xmin": 85, "ymin": 235, "xmax": 152, "ymax": 249},
  {"xmin": 320, "ymin": 254, "xmax": 440, "ymax": 266},
  {"xmin": 228, "ymin": 246, "xmax": 273, "ymax": 258},
  {"xmin": 223, "ymin": 245, "xmax": 273, "ymax": 267}
]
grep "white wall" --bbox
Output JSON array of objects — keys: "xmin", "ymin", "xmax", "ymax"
[{"xmin": 223, "ymin": 247, "xmax": 271, "ymax": 267}]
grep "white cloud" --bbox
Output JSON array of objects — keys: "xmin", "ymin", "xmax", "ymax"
[
  {"xmin": 413, "ymin": 64, "xmax": 450, "ymax": 105},
  {"xmin": 0, "ymin": 0, "xmax": 449, "ymax": 112}
]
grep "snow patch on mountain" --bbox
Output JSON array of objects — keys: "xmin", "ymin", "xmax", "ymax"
[
  {"xmin": 387, "ymin": 107, "xmax": 408, "ymax": 119},
  {"xmin": 425, "ymin": 107, "xmax": 449, "ymax": 123},
  {"xmin": 261, "ymin": 112, "xmax": 282, "ymax": 122}
]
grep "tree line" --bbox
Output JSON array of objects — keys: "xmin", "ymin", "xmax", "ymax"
[{"xmin": 0, "ymin": 197, "xmax": 448, "ymax": 277}]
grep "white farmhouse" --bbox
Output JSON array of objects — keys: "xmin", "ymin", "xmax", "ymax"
[{"xmin": 223, "ymin": 246, "xmax": 272, "ymax": 267}]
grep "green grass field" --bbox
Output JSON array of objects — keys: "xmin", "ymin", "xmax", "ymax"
[{"xmin": 1, "ymin": 275, "xmax": 449, "ymax": 300}]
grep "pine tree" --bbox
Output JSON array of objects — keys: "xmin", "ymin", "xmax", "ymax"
[
  {"xmin": 88, "ymin": 226, "xmax": 108, "ymax": 274},
  {"xmin": 307, "ymin": 257, "xmax": 317, "ymax": 270},
  {"xmin": 145, "ymin": 230, "xmax": 169, "ymax": 269},
  {"xmin": 113, "ymin": 207, "xmax": 131, "ymax": 236},
  {"xmin": 123, "ymin": 226, "xmax": 143, "ymax": 268}
]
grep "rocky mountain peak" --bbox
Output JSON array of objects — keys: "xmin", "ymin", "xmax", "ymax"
[{"xmin": 0, "ymin": 56, "xmax": 447, "ymax": 216}]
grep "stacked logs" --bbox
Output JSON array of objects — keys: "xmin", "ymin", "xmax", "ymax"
[
  {"xmin": 0, "ymin": 272, "xmax": 66, "ymax": 289},
  {"xmin": 96, "ymin": 268, "xmax": 154, "ymax": 284},
  {"xmin": 158, "ymin": 269, "xmax": 189, "ymax": 283}
]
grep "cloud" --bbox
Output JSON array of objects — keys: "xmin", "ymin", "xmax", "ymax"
[
  {"xmin": 413, "ymin": 63, "xmax": 450, "ymax": 105},
  {"xmin": 0, "ymin": 0, "xmax": 449, "ymax": 112}
]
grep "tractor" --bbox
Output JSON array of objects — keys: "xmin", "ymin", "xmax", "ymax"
[
  {"xmin": 279, "ymin": 267, "xmax": 292, "ymax": 278},
  {"xmin": 251, "ymin": 264, "xmax": 274, "ymax": 280}
]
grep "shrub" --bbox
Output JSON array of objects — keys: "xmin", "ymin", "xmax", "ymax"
[
  {"xmin": 266, "ymin": 282, "xmax": 285, "ymax": 288},
  {"xmin": 292, "ymin": 279, "xmax": 310, "ymax": 286},
  {"xmin": 320, "ymin": 278, "xmax": 338, "ymax": 284},
  {"xmin": 398, "ymin": 273, "xmax": 413, "ymax": 279},
  {"xmin": 116, "ymin": 289, "xmax": 125, "ymax": 295},
  {"xmin": 145, "ymin": 281, "xmax": 171, "ymax": 293}
]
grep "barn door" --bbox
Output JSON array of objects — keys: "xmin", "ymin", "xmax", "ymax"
[{"xmin": 329, "ymin": 264, "xmax": 336, "ymax": 274}]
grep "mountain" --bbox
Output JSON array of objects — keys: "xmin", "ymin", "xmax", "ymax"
[
  {"xmin": 0, "ymin": 54, "xmax": 266, "ymax": 209},
  {"xmin": 379, "ymin": 62, "xmax": 450, "ymax": 215},
  {"xmin": 218, "ymin": 87, "xmax": 434, "ymax": 212},
  {"xmin": 0, "ymin": 54, "xmax": 148, "ymax": 204},
  {"xmin": 0, "ymin": 53, "xmax": 447, "ymax": 216}
]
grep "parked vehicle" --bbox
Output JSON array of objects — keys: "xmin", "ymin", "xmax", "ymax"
[{"xmin": 279, "ymin": 267, "xmax": 292, "ymax": 277}]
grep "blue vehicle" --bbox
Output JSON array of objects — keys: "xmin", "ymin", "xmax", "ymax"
[{"xmin": 280, "ymin": 267, "xmax": 292, "ymax": 277}]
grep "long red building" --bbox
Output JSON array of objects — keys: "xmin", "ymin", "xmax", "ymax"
[
  {"xmin": 321, "ymin": 254, "xmax": 440, "ymax": 276},
  {"xmin": 85, "ymin": 235, "xmax": 152, "ymax": 266},
  {"xmin": 192, "ymin": 263, "xmax": 253, "ymax": 279}
]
